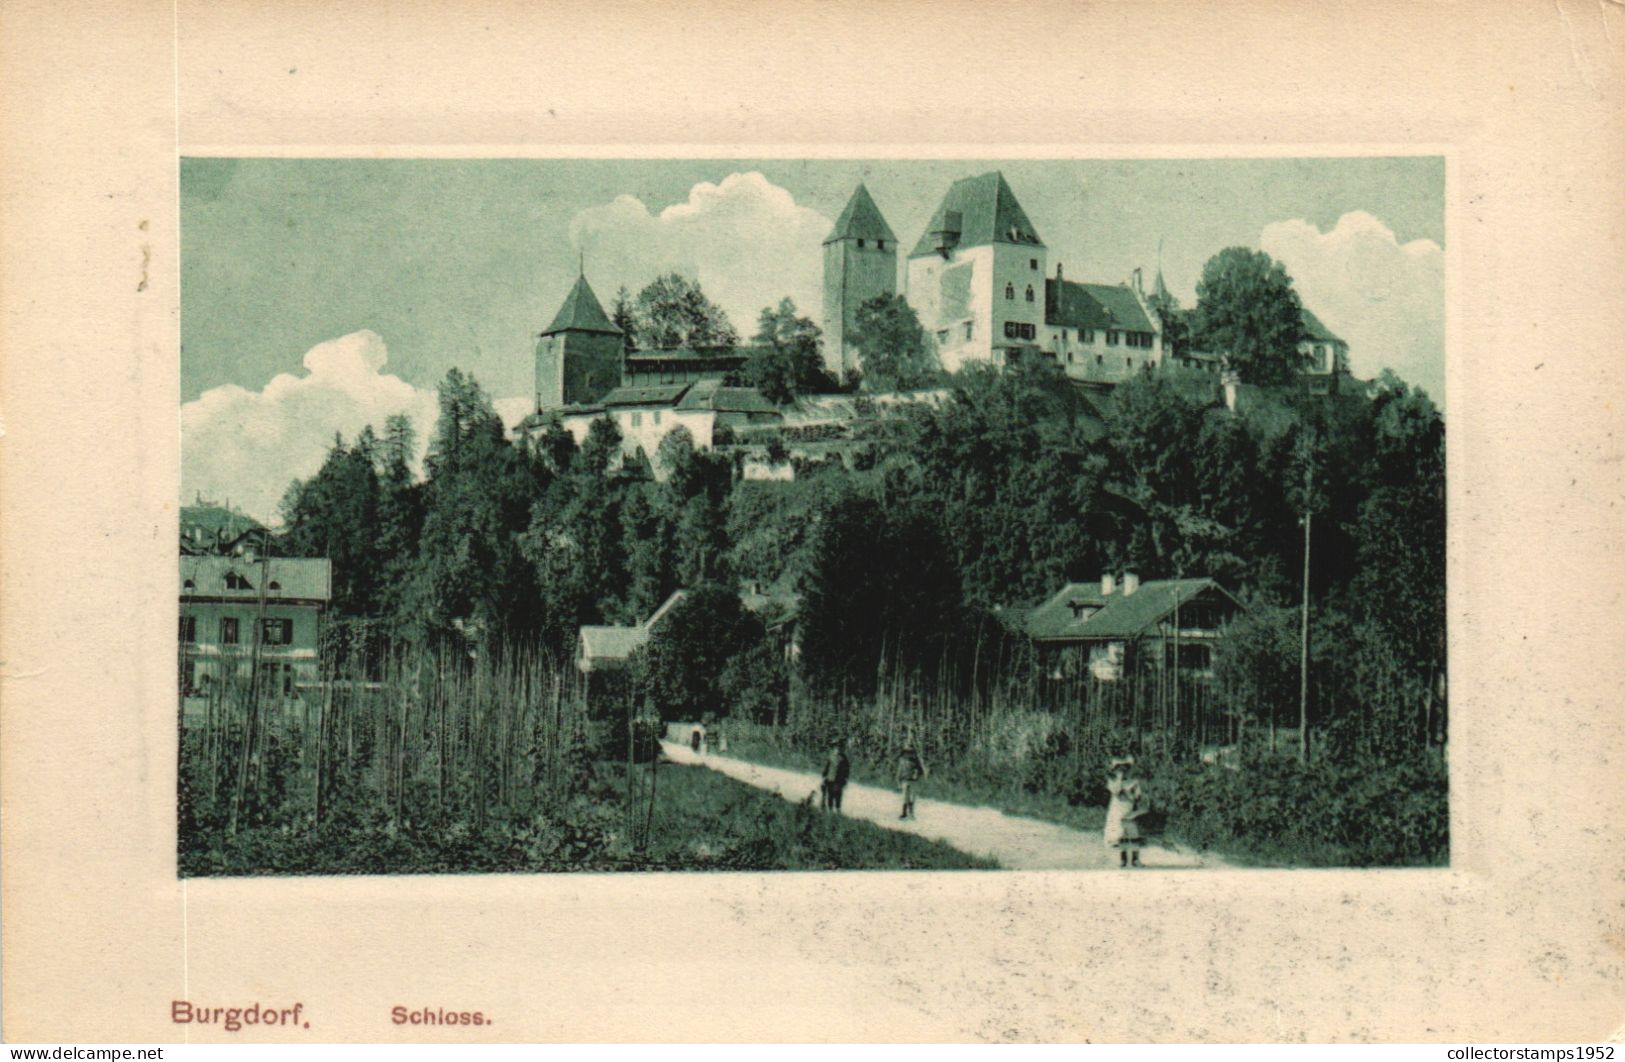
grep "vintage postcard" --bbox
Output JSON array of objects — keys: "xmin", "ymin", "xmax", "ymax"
[
  {"xmin": 176, "ymin": 156, "xmax": 1446, "ymax": 878},
  {"xmin": 3, "ymin": 0, "xmax": 1623, "ymax": 1045}
]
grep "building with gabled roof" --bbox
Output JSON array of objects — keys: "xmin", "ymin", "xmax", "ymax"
[
  {"xmin": 1298, "ymin": 307, "xmax": 1352, "ymax": 394},
  {"xmin": 1023, "ymin": 573, "xmax": 1243, "ymax": 682},
  {"xmin": 535, "ymin": 272, "xmax": 626, "ymax": 410},
  {"xmin": 179, "ymin": 555, "xmax": 333, "ymax": 697},
  {"xmin": 822, "ymin": 183, "xmax": 900, "ymax": 379}
]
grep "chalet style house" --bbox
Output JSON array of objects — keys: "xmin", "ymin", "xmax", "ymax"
[{"xmin": 1022, "ymin": 573, "xmax": 1244, "ymax": 682}]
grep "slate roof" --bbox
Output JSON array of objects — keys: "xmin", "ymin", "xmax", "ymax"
[
  {"xmin": 578, "ymin": 591, "xmax": 688, "ymax": 670},
  {"xmin": 910, "ymin": 172, "xmax": 1044, "ymax": 257},
  {"xmin": 677, "ymin": 378, "xmax": 779, "ymax": 413},
  {"xmin": 180, "ymin": 556, "xmax": 332, "ymax": 603},
  {"xmin": 600, "ymin": 383, "xmax": 690, "ymax": 407},
  {"xmin": 825, "ymin": 183, "xmax": 897, "ymax": 245},
  {"xmin": 1045, "ymin": 279, "xmax": 1157, "ymax": 334},
  {"xmin": 1300, "ymin": 307, "xmax": 1345, "ymax": 345},
  {"xmin": 542, "ymin": 274, "xmax": 622, "ymax": 337},
  {"xmin": 1025, "ymin": 578, "xmax": 1236, "ymax": 642}
]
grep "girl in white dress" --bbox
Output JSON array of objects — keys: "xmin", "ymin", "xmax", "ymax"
[{"xmin": 1103, "ymin": 757, "xmax": 1146, "ymax": 868}]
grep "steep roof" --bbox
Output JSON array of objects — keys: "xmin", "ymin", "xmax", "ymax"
[
  {"xmin": 1045, "ymin": 279, "xmax": 1156, "ymax": 333},
  {"xmin": 676, "ymin": 378, "xmax": 779, "ymax": 414},
  {"xmin": 909, "ymin": 171, "xmax": 1044, "ymax": 257},
  {"xmin": 1300, "ymin": 307, "xmax": 1345, "ymax": 345},
  {"xmin": 542, "ymin": 274, "xmax": 622, "ymax": 337},
  {"xmin": 180, "ymin": 556, "xmax": 332, "ymax": 603},
  {"xmin": 600, "ymin": 383, "xmax": 690, "ymax": 407},
  {"xmin": 577, "ymin": 591, "xmax": 687, "ymax": 671},
  {"xmin": 1025, "ymin": 578, "xmax": 1236, "ymax": 642},
  {"xmin": 825, "ymin": 183, "xmax": 896, "ymax": 245}
]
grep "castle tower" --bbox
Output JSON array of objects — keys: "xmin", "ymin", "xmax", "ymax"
[
  {"xmin": 905, "ymin": 171, "xmax": 1046, "ymax": 372},
  {"xmin": 535, "ymin": 272, "xmax": 625, "ymax": 410},
  {"xmin": 822, "ymin": 183, "xmax": 898, "ymax": 379}
]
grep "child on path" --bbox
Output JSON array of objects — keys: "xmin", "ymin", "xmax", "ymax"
[
  {"xmin": 820, "ymin": 739, "xmax": 850, "ymax": 812},
  {"xmin": 896, "ymin": 741, "xmax": 926, "ymax": 820},
  {"xmin": 1103, "ymin": 756, "xmax": 1147, "ymax": 868}
]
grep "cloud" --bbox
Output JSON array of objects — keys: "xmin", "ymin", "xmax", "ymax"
[
  {"xmin": 1261, "ymin": 211, "xmax": 1445, "ymax": 400},
  {"xmin": 569, "ymin": 171, "xmax": 832, "ymax": 338},
  {"xmin": 182, "ymin": 331, "xmax": 535, "ymax": 524}
]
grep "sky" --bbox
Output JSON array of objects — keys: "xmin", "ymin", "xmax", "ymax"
[{"xmin": 180, "ymin": 157, "xmax": 1445, "ymax": 521}]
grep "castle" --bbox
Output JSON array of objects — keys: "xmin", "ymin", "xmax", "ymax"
[{"xmin": 533, "ymin": 170, "xmax": 1347, "ymax": 413}]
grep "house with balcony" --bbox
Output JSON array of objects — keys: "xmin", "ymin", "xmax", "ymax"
[
  {"xmin": 179, "ymin": 555, "xmax": 332, "ymax": 698},
  {"xmin": 1023, "ymin": 573, "xmax": 1243, "ymax": 682}
]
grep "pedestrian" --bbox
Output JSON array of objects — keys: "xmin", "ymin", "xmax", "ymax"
[
  {"xmin": 896, "ymin": 740, "xmax": 926, "ymax": 820},
  {"xmin": 821, "ymin": 739, "xmax": 850, "ymax": 812},
  {"xmin": 689, "ymin": 723, "xmax": 704, "ymax": 754},
  {"xmin": 1103, "ymin": 756, "xmax": 1147, "ymax": 868}
]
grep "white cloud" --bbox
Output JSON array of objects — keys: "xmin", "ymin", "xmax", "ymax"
[
  {"xmin": 1261, "ymin": 211, "xmax": 1445, "ymax": 400},
  {"xmin": 182, "ymin": 331, "xmax": 531, "ymax": 524},
  {"xmin": 569, "ymin": 171, "xmax": 832, "ymax": 339}
]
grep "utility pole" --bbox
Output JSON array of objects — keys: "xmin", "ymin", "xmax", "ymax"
[{"xmin": 1298, "ymin": 510, "xmax": 1311, "ymax": 764}]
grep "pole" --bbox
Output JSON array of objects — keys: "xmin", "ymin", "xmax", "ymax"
[{"xmin": 1298, "ymin": 511, "xmax": 1311, "ymax": 764}]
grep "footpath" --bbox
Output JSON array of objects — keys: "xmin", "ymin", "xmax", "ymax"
[{"xmin": 660, "ymin": 741, "xmax": 1219, "ymax": 871}]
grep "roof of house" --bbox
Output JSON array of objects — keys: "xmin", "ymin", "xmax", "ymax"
[
  {"xmin": 910, "ymin": 171, "xmax": 1044, "ymax": 257},
  {"xmin": 1300, "ymin": 307, "xmax": 1345, "ymax": 345},
  {"xmin": 542, "ymin": 274, "xmax": 622, "ymax": 337},
  {"xmin": 625, "ymin": 345, "xmax": 750, "ymax": 364},
  {"xmin": 600, "ymin": 383, "xmax": 690, "ymax": 407},
  {"xmin": 1025, "ymin": 578, "xmax": 1236, "ymax": 642},
  {"xmin": 1045, "ymin": 279, "xmax": 1157, "ymax": 333},
  {"xmin": 677, "ymin": 378, "xmax": 779, "ymax": 414},
  {"xmin": 577, "ymin": 591, "xmax": 688, "ymax": 670},
  {"xmin": 825, "ymin": 183, "xmax": 897, "ymax": 245},
  {"xmin": 180, "ymin": 556, "xmax": 332, "ymax": 602}
]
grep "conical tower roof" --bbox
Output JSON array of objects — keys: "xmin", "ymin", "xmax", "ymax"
[
  {"xmin": 542, "ymin": 273, "xmax": 621, "ymax": 336},
  {"xmin": 824, "ymin": 183, "xmax": 897, "ymax": 245},
  {"xmin": 909, "ymin": 171, "xmax": 1044, "ymax": 257}
]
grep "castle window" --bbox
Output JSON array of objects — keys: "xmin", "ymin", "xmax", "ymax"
[
  {"xmin": 1081, "ymin": 328, "xmax": 1094, "ymax": 343},
  {"xmin": 1096, "ymin": 354, "xmax": 1104, "ymax": 367},
  {"xmin": 1107, "ymin": 331, "xmax": 1120, "ymax": 346},
  {"xmin": 937, "ymin": 329, "xmax": 950, "ymax": 345},
  {"xmin": 857, "ymin": 239, "xmax": 866, "ymax": 249},
  {"xmin": 1127, "ymin": 357, "xmax": 1134, "ymax": 369},
  {"xmin": 1030, "ymin": 258, "xmax": 1038, "ymax": 270},
  {"xmin": 878, "ymin": 240, "xmax": 886, "ymax": 251},
  {"xmin": 1067, "ymin": 351, "xmax": 1074, "ymax": 364},
  {"xmin": 964, "ymin": 321, "xmax": 973, "ymax": 341},
  {"xmin": 1004, "ymin": 283, "xmax": 1015, "ymax": 300},
  {"xmin": 653, "ymin": 411, "xmax": 662, "ymax": 425},
  {"xmin": 630, "ymin": 412, "xmax": 642, "ymax": 427},
  {"xmin": 1025, "ymin": 285, "xmax": 1035, "ymax": 303}
]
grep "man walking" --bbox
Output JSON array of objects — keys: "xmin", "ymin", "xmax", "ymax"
[{"xmin": 896, "ymin": 740, "xmax": 926, "ymax": 820}]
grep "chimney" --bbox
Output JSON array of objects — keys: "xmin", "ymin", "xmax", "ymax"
[
  {"xmin": 1101, "ymin": 573, "xmax": 1116, "ymax": 596},
  {"xmin": 1056, "ymin": 262, "xmax": 1064, "ymax": 281},
  {"xmin": 1123, "ymin": 571, "xmax": 1140, "ymax": 596}
]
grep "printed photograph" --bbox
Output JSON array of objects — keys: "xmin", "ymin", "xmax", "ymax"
[{"xmin": 177, "ymin": 157, "xmax": 1446, "ymax": 875}]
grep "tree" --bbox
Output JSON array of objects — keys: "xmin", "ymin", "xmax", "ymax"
[
  {"xmin": 631, "ymin": 273, "xmax": 738, "ymax": 350},
  {"xmin": 610, "ymin": 285, "xmax": 637, "ymax": 351},
  {"xmin": 745, "ymin": 298, "xmax": 827, "ymax": 403},
  {"xmin": 850, "ymin": 294, "xmax": 938, "ymax": 391},
  {"xmin": 1190, "ymin": 247, "xmax": 1307, "ymax": 385},
  {"xmin": 630, "ymin": 584, "xmax": 755, "ymax": 722},
  {"xmin": 279, "ymin": 432, "xmax": 383, "ymax": 617}
]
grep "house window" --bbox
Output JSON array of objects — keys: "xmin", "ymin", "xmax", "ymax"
[
  {"xmin": 179, "ymin": 615, "xmax": 197, "ymax": 644},
  {"xmin": 1003, "ymin": 322, "xmax": 1037, "ymax": 340},
  {"xmin": 653, "ymin": 410, "xmax": 662, "ymax": 425},
  {"xmin": 963, "ymin": 321, "xmax": 973, "ymax": 340},
  {"xmin": 1314, "ymin": 344, "xmax": 1329, "ymax": 371},
  {"xmin": 1095, "ymin": 354, "xmax": 1104, "ymax": 366},
  {"xmin": 1030, "ymin": 258, "xmax": 1038, "ymax": 270},
  {"xmin": 1004, "ymin": 283, "xmax": 1015, "ymax": 300},
  {"xmin": 262, "ymin": 618, "xmax": 293, "ymax": 646},
  {"xmin": 878, "ymin": 240, "xmax": 886, "ymax": 251},
  {"xmin": 1025, "ymin": 285, "xmax": 1035, "ymax": 302},
  {"xmin": 937, "ymin": 329, "xmax": 949, "ymax": 344},
  {"xmin": 1082, "ymin": 328, "xmax": 1094, "ymax": 343},
  {"xmin": 1107, "ymin": 331, "xmax": 1120, "ymax": 346},
  {"xmin": 857, "ymin": 239, "xmax": 866, "ymax": 248},
  {"xmin": 267, "ymin": 580, "xmax": 281, "ymax": 591},
  {"xmin": 182, "ymin": 579, "xmax": 196, "ymax": 593},
  {"xmin": 630, "ymin": 411, "xmax": 642, "ymax": 427},
  {"xmin": 225, "ymin": 572, "xmax": 253, "ymax": 590},
  {"xmin": 1127, "ymin": 357, "xmax": 1134, "ymax": 368},
  {"xmin": 221, "ymin": 617, "xmax": 239, "ymax": 645},
  {"xmin": 1066, "ymin": 351, "xmax": 1074, "ymax": 364}
]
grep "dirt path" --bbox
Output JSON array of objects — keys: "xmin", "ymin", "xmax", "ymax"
[{"xmin": 661, "ymin": 742, "xmax": 1220, "ymax": 871}]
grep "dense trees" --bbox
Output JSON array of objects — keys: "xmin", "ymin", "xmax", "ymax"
[
  {"xmin": 850, "ymin": 294, "xmax": 938, "ymax": 391},
  {"xmin": 745, "ymin": 298, "xmax": 828, "ymax": 403},
  {"xmin": 626, "ymin": 273, "xmax": 738, "ymax": 350},
  {"xmin": 1190, "ymin": 247, "xmax": 1308, "ymax": 384}
]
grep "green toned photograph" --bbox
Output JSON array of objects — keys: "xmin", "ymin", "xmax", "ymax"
[{"xmin": 178, "ymin": 157, "xmax": 1446, "ymax": 875}]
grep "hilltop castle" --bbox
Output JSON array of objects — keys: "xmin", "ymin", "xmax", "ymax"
[{"xmin": 533, "ymin": 170, "xmax": 1349, "ymax": 413}]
